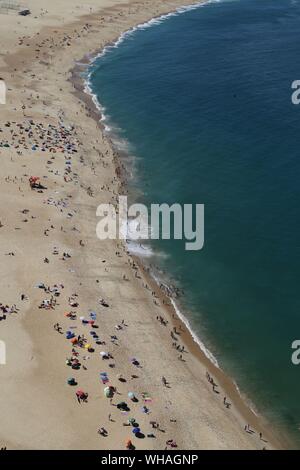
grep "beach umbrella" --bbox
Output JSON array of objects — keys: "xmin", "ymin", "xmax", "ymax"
[
  {"xmin": 29, "ymin": 176, "xmax": 39, "ymax": 183},
  {"xmin": 132, "ymin": 427, "xmax": 140, "ymax": 434},
  {"xmin": 66, "ymin": 331, "xmax": 75, "ymax": 339},
  {"xmin": 104, "ymin": 387, "xmax": 112, "ymax": 398},
  {"xmin": 100, "ymin": 373, "xmax": 109, "ymax": 384},
  {"xmin": 142, "ymin": 392, "xmax": 152, "ymax": 403},
  {"xmin": 100, "ymin": 351, "xmax": 108, "ymax": 357},
  {"xmin": 35, "ymin": 282, "xmax": 45, "ymax": 289},
  {"xmin": 128, "ymin": 392, "xmax": 135, "ymax": 400}
]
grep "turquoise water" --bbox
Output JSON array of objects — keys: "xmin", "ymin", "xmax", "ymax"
[{"xmin": 89, "ymin": 0, "xmax": 300, "ymax": 445}]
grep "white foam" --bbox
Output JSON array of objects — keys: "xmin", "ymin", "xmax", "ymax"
[
  {"xmin": 148, "ymin": 266, "xmax": 220, "ymax": 367},
  {"xmin": 84, "ymin": 81, "xmax": 111, "ymax": 131},
  {"xmin": 169, "ymin": 295, "xmax": 260, "ymax": 412},
  {"xmin": 127, "ymin": 240, "xmax": 154, "ymax": 257},
  {"xmin": 170, "ymin": 298, "xmax": 220, "ymax": 367},
  {"xmin": 83, "ymin": 0, "xmax": 221, "ymax": 130},
  {"xmin": 86, "ymin": 0, "xmax": 221, "ymax": 63}
]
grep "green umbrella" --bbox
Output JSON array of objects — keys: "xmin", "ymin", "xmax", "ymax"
[{"xmin": 104, "ymin": 387, "xmax": 112, "ymax": 398}]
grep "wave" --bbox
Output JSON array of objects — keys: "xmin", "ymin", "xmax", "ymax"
[
  {"xmin": 102, "ymin": 0, "xmax": 221, "ymax": 52},
  {"xmin": 170, "ymin": 298, "xmax": 219, "ymax": 367},
  {"xmin": 82, "ymin": 1, "xmax": 223, "ymax": 185},
  {"xmin": 83, "ymin": 0, "xmax": 222, "ymax": 117},
  {"xmin": 87, "ymin": 0, "xmax": 221, "ymax": 64},
  {"xmin": 126, "ymin": 241, "xmax": 154, "ymax": 257}
]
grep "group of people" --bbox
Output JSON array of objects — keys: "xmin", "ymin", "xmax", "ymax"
[
  {"xmin": 0, "ymin": 303, "xmax": 18, "ymax": 320},
  {"xmin": 0, "ymin": 119, "xmax": 79, "ymax": 155}
]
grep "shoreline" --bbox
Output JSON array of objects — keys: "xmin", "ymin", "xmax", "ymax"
[
  {"xmin": 0, "ymin": 0, "xmax": 290, "ymax": 450},
  {"xmin": 71, "ymin": 6, "xmax": 288, "ymax": 450}
]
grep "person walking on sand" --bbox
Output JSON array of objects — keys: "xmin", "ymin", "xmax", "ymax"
[{"xmin": 161, "ymin": 376, "xmax": 168, "ymax": 387}]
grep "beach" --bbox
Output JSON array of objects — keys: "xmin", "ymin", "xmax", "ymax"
[{"xmin": 0, "ymin": 0, "xmax": 286, "ymax": 450}]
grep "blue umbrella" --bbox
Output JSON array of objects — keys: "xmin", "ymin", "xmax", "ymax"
[{"xmin": 89, "ymin": 311, "xmax": 97, "ymax": 320}]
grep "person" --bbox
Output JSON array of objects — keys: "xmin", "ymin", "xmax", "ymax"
[
  {"xmin": 126, "ymin": 439, "xmax": 135, "ymax": 450},
  {"xmin": 161, "ymin": 376, "xmax": 168, "ymax": 387},
  {"xmin": 150, "ymin": 421, "xmax": 159, "ymax": 429},
  {"xmin": 98, "ymin": 427, "xmax": 108, "ymax": 437},
  {"xmin": 76, "ymin": 391, "xmax": 88, "ymax": 403},
  {"xmin": 166, "ymin": 439, "xmax": 177, "ymax": 448},
  {"xmin": 54, "ymin": 323, "xmax": 62, "ymax": 333}
]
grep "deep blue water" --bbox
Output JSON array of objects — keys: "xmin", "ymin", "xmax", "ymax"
[{"xmin": 89, "ymin": 0, "xmax": 300, "ymax": 445}]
